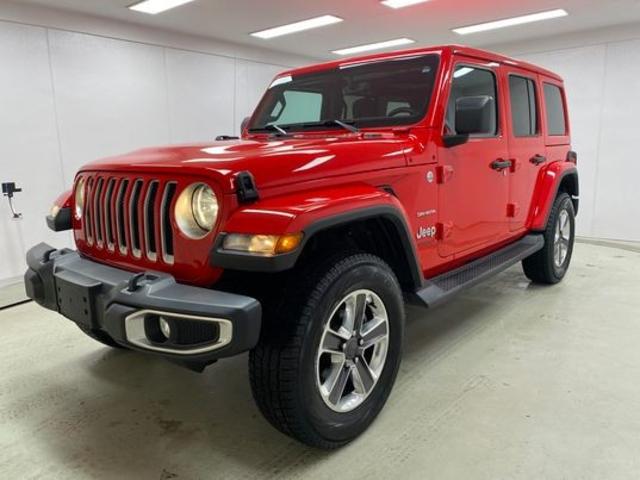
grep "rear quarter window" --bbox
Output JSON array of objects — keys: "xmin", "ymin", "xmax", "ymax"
[{"xmin": 543, "ymin": 84, "xmax": 567, "ymax": 136}]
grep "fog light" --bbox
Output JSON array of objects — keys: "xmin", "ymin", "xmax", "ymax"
[{"xmin": 159, "ymin": 317, "xmax": 172, "ymax": 339}]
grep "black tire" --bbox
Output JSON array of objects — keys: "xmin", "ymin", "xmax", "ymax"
[
  {"xmin": 249, "ymin": 252, "xmax": 405, "ymax": 449},
  {"xmin": 78, "ymin": 325, "xmax": 126, "ymax": 349},
  {"xmin": 523, "ymin": 192, "xmax": 576, "ymax": 284}
]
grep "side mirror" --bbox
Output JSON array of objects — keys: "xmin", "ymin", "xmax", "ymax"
[
  {"xmin": 455, "ymin": 95, "xmax": 495, "ymax": 135},
  {"xmin": 240, "ymin": 116, "xmax": 251, "ymax": 134},
  {"xmin": 443, "ymin": 95, "xmax": 495, "ymax": 148}
]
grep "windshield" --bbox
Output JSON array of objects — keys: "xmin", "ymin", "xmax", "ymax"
[{"xmin": 249, "ymin": 54, "xmax": 440, "ymax": 133}]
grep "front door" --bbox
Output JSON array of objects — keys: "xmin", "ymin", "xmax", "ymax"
[{"xmin": 437, "ymin": 60, "xmax": 510, "ymax": 258}]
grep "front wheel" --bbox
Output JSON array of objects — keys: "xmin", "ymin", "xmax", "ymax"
[
  {"xmin": 523, "ymin": 192, "xmax": 576, "ymax": 284},
  {"xmin": 249, "ymin": 253, "xmax": 405, "ymax": 449}
]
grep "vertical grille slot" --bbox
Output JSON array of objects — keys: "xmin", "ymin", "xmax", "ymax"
[
  {"xmin": 160, "ymin": 182, "xmax": 177, "ymax": 264},
  {"xmin": 93, "ymin": 177, "xmax": 104, "ymax": 248},
  {"xmin": 78, "ymin": 173, "xmax": 194, "ymax": 267},
  {"xmin": 129, "ymin": 180, "xmax": 143, "ymax": 258},
  {"xmin": 104, "ymin": 178, "xmax": 116, "ymax": 251},
  {"xmin": 85, "ymin": 177, "xmax": 95, "ymax": 246},
  {"xmin": 115, "ymin": 179, "xmax": 129, "ymax": 255},
  {"xmin": 144, "ymin": 181, "xmax": 159, "ymax": 261}
]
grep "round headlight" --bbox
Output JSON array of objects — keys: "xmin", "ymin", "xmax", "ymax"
[
  {"xmin": 74, "ymin": 177, "xmax": 85, "ymax": 220},
  {"xmin": 175, "ymin": 183, "xmax": 219, "ymax": 239},
  {"xmin": 192, "ymin": 184, "xmax": 218, "ymax": 231}
]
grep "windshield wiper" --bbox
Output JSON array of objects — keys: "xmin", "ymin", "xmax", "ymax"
[
  {"xmin": 248, "ymin": 124, "xmax": 291, "ymax": 136},
  {"xmin": 301, "ymin": 120, "xmax": 360, "ymax": 134}
]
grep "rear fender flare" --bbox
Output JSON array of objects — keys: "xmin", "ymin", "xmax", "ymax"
[{"xmin": 529, "ymin": 162, "xmax": 579, "ymax": 231}]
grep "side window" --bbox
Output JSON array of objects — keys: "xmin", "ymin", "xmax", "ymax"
[
  {"xmin": 543, "ymin": 84, "xmax": 567, "ymax": 136},
  {"xmin": 509, "ymin": 75, "xmax": 538, "ymax": 137},
  {"xmin": 270, "ymin": 90, "xmax": 323, "ymax": 125},
  {"xmin": 446, "ymin": 66, "xmax": 498, "ymax": 136}
]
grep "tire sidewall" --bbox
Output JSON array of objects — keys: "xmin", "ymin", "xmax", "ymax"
[
  {"xmin": 549, "ymin": 195, "xmax": 576, "ymax": 280},
  {"xmin": 297, "ymin": 258, "xmax": 404, "ymax": 444}
]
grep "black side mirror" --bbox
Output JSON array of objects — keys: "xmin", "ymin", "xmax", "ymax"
[
  {"xmin": 442, "ymin": 95, "xmax": 495, "ymax": 148},
  {"xmin": 240, "ymin": 116, "xmax": 251, "ymax": 134},
  {"xmin": 443, "ymin": 134, "xmax": 469, "ymax": 148},
  {"xmin": 455, "ymin": 95, "xmax": 495, "ymax": 135}
]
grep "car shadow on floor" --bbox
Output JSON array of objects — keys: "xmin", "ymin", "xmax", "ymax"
[{"xmin": 18, "ymin": 269, "xmax": 530, "ymax": 478}]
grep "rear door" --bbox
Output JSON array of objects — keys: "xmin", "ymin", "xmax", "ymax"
[
  {"xmin": 541, "ymin": 80, "xmax": 571, "ymax": 170},
  {"xmin": 504, "ymin": 69, "xmax": 546, "ymax": 231},
  {"xmin": 437, "ymin": 59, "xmax": 510, "ymax": 258}
]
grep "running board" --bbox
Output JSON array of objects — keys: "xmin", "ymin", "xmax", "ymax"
[{"xmin": 412, "ymin": 234, "xmax": 544, "ymax": 308}]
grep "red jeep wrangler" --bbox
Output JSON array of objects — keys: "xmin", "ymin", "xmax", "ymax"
[{"xmin": 25, "ymin": 45, "xmax": 578, "ymax": 448}]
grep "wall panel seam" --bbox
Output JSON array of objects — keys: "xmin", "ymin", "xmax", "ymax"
[
  {"xmin": 591, "ymin": 42, "xmax": 610, "ymax": 237},
  {"xmin": 44, "ymin": 27, "xmax": 68, "ymax": 188}
]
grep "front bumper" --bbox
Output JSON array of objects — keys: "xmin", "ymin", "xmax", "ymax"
[{"xmin": 24, "ymin": 243, "xmax": 261, "ymax": 371}]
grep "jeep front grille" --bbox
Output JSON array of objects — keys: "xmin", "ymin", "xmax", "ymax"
[{"xmin": 82, "ymin": 174, "xmax": 177, "ymax": 265}]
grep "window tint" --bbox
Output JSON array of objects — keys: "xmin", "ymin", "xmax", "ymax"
[
  {"xmin": 543, "ymin": 84, "xmax": 567, "ymax": 136},
  {"xmin": 270, "ymin": 90, "xmax": 323, "ymax": 126},
  {"xmin": 446, "ymin": 66, "xmax": 498, "ymax": 136},
  {"xmin": 509, "ymin": 76, "xmax": 538, "ymax": 136}
]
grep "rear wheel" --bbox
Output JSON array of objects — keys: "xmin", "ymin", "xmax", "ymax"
[
  {"xmin": 523, "ymin": 192, "xmax": 575, "ymax": 284},
  {"xmin": 249, "ymin": 252, "xmax": 404, "ymax": 449}
]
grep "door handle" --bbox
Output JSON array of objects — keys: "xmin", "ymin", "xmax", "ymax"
[
  {"xmin": 530, "ymin": 154, "xmax": 547, "ymax": 165},
  {"xmin": 490, "ymin": 159, "xmax": 513, "ymax": 171}
]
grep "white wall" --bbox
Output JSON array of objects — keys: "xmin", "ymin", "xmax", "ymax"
[
  {"xmin": 488, "ymin": 23, "xmax": 640, "ymax": 242},
  {"xmin": 0, "ymin": 8, "xmax": 313, "ymax": 285}
]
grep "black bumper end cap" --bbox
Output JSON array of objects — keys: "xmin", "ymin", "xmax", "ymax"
[{"xmin": 46, "ymin": 207, "xmax": 72, "ymax": 232}]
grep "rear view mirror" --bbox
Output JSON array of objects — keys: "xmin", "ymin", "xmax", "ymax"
[{"xmin": 455, "ymin": 95, "xmax": 495, "ymax": 135}]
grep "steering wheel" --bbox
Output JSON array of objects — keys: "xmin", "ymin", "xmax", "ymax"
[{"xmin": 387, "ymin": 106, "xmax": 417, "ymax": 118}]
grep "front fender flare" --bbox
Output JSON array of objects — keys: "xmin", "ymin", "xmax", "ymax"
[{"xmin": 210, "ymin": 184, "xmax": 423, "ymax": 288}]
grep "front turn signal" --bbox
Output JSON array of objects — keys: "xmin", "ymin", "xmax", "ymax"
[
  {"xmin": 275, "ymin": 233, "xmax": 304, "ymax": 254},
  {"xmin": 222, "ymin": 232, "xmax": 303, "ymax": 256}
]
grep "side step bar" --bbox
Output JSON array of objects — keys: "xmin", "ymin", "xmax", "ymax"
[{"xmin": 412, "ymin": 234, "xmax": 544, "ymax": 308}]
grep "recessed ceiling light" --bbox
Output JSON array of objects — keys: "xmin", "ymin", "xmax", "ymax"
[
  {"xmin": 251, "ymin": 15, "xmax": 343, "ymax": 40},
  {"xmin": 129, "ymin": 0, "xmax": 196, "ymax": 15},
  {"xmin": 452, "ymin": 9, "xmax": 568, "ymax": 35},
  {"xmin": 381, "ymin": 0, "xmax": 429, "ymax": 9},
  {"xmin": 332, "ymin": 38, "xmax": 415, "ymax": 56}
]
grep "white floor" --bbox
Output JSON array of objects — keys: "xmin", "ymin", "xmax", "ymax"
[
  {"xmin": 1, "ymin": 241, "xmax": 639, "ymax": 479},
  {"xmin": 0, "ymin": 281, "xmax": 27, "ymax": 308}
]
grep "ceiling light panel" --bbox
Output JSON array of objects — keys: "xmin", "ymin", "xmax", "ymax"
[
  {"xmin": 129, "ymin": 0, "xmax": 196, "ymax": 14},
  {"xmin": 381, "ymin": 0, "xmax": 430, "ymax": 9},
  {"xmin": 452, "ymin": 9, "xmax": 569, "ymax": 35},
  {"xmin": 251, "ymin": 15, "xmax": 343, "ymax": 40},
  {"xmin": 332, "ymin": 38, "xmax": 415, "ymax": 56}
]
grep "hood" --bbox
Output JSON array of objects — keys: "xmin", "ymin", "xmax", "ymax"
[{"xmin": 81, "ymin": 133, "xmax": 411, "ymax": 193}]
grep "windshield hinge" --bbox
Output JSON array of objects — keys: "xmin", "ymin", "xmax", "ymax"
[{"xmin": 235, "ymin": 171, "xmax": 259, "ymax": 204}]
